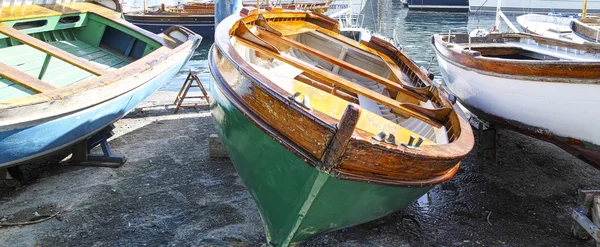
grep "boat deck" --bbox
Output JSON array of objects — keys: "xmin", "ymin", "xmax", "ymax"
[{"xmin": 0, "ymin": 38, "xmax": 133, "ymax": 101}]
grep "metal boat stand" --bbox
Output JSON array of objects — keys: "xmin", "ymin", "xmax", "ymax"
[
  {"xmin": 470, "ymin": 115, "xmax": 498, "ymax": 164},
  {"xmin": 571, "ymin": 189, "xmax": 600, "ymax": 246},
  {"xmin": 68, "ymin": 124, "xmax": 127, "ymax": 168},
  {"xmin": 173, "ymin": 69, "xmax": 210, "ymax": 113},
  {"xmin": 0, "ymin": 167, "xmax": 23, "ymax": 187}
]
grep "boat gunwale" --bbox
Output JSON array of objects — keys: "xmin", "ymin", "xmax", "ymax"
[
  {"xmin": 571, "ymin": 18, "xmax": 600, "ymax": 43},
  {"xmin": 0, "ymin": 8, "xmax": 202, "ymax": 128},
  {"xmin": 431, "ymin": 33, "xmax": 600, "ymax": 83},
  {"xmin": 211, "ymin": 8, "xmax": 474, "ymax": 186}
]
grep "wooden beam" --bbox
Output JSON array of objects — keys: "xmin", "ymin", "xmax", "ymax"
[
  {"xmin": 237, "ymin": 38, "xmax": 445, "ymax": 128},
  {"xmin": 0, "ymin": 24, "xmax": 106, "ymax": 76},
  {"xmin": 0, "ymin": 61, "xmax": 57, "ymax": 93},
  {"xmin": 377, "ymin": 51, "xmax": 433, "ymax": 97},
  {"xmin": 258, "ymin": 29, "xmax": 430, "ymax": 102}
]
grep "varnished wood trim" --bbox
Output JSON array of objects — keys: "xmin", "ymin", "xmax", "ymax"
[
  {"xmin": 432, "ymin": 33, "xmax": 600, "ymax": 82},
  {"xmin": 258, "ymin": 29, "xmax": 429, "ymax": 102},
  {"xmin": 0, "ymin": 61, "xmax": 57, "ymax": 93},
  {"xmin": 212, "ymin": 9, "xmax": 475, "ymax": 186},
  {"xmin": 237, "ymin": 38, "xmax": 445, "ymax": 128},
  {"xmin": 294, "ymin": 74, "xmax": 359, "ymax": 104},
  {"xmin": 377, "ymin": 51, "xmax": 433, "ymax": 97},
  {"xmin": 321, "ymin": 103, "xmax": 361, "ymax": 171},
  {"xmin": 0, "ymin": 24, "xmax": 106, "ymax": 76}
]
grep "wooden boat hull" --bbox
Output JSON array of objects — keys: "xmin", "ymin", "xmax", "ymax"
[
  {"xmin": 208, "ymin": 46, "xmax": 431, "ymax": 246},
  {"xmin": 0, "ymin": 44, "xmax": 195, "ymax": 168},
  {"xmin": 433, "ymin": 46, "xmax": 600, "ymax": 167},
  {"xmin": 124, "ymin": 14, "xmax": 215, "ymax": 37}
]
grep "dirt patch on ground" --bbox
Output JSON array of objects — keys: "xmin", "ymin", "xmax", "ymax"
[{"xmin": 1, "ymin": 91, "xmax": 599, "ymax": 247}]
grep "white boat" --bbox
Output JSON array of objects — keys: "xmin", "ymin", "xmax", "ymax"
[
  {"xmin": 516, "ymin": 14, "xmax": 585, "ymax": 42},
  {"xmin": 325, "ymin": 0, "xmax": 367, "ymax": 16},
  {"xmin": 326, "ymin": 0, "xmax": 370, "ymax": 41},
  {"xmin": 432, "ymin": 30, "xmax": 600, "ymax": 168},
  {"xmin": 470, "ymin": 0, "xmax": 600, "ymax": 14}
]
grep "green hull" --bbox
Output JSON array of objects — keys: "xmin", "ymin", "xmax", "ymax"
[{"xmin": 208, "ymin": 48, "xmax": 432, "ymax": 246}]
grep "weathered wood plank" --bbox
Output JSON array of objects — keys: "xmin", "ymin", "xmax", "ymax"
[
  {"xmin": 0, "ymin": 24, "xmax": 106, "ymax": 76},
  {"xmin": 0, "ymin": 61, "xmax": 57, "ymax": 93}
]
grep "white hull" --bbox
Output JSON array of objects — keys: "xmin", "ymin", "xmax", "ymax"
[
  {"xmin": 436, "ymin": 54, "xmax": 600, "ymax": 149},
  {"xmin": 470, "ymin": 0, "xmax": 600, "ymax": 14},
  {"xmin": 325, "ymin": 0, "xmax": 367, "ymax": 16},
  {"xmin": 516, "ymin": 14, "xmax": 583, "ymax": 41}
]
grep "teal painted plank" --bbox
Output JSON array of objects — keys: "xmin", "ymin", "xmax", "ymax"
[
  {"xmin": 44, "ymin": 69, "xmax": 93, "ymax": 88},
  {"xmin": 0, "ymin": 42, "xmax": 82, "ymax": 67},
  {"xmin": 0, "ymin": 77, "xmax": 35, "ymax": 101},
  {"xmin": 0, "ymin": 45, "xmax": 46, "ymax": 65}
]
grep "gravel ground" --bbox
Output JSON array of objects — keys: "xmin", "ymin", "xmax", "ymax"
[{"xmin": 1, "ymin": 90, "xmax": 599, "ymax": 247}]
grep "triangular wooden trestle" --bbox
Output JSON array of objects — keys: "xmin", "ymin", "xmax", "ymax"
[{"xmin": 174, "ymin": 70, "xmax": 209, "ymax": 113}]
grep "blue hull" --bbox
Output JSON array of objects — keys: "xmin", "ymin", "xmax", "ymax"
[
  {"xmin": 407, "ymin": 0, "xmax": 468, "ymax": 11},
  {"xmin": 0, "ymin": 55, "xmax": 191, "ymax": 167},
  {"xmin": 128, "ymin": 21, "xmax": 215, "ymax": 38}
]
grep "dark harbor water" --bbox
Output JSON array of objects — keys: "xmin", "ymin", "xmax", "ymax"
[
  {"xmin": 361, "ymin": 0, "xmax": 522, "ymax": 76},
  {"xmin": 162, "ymin": 0, "xmax": 524, "ymax": 92}
]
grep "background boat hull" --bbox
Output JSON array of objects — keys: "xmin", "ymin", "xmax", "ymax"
[
  {"xmin": 0, "ymin": 45, "xmax": 195, "ymax": 168},
  {"xmin": 469, "ymin": 0, "xmax": 600, "ymax": 14},
  {"xmin": 407, "ymin": 0, "xmax": 469, "ymax": 11},
  {"xmin": 209, "ymin": 48, "xmax": 431, "ymax": 246},
  {"xmin": 436, "ymin": 54, "xmax": 600, "ymax": 167},
  {"xmin": 126, "ymin": 19, "xmax": 215, "ymax": 38}
]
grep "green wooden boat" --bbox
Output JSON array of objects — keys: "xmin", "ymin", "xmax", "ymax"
[
  {"xmin": 209, "ymin": 7, "xmax": 474, "ymax": 246},
  {"xmin": 0, "ymin": 0, "xmax": 201, "ymax": 168}
]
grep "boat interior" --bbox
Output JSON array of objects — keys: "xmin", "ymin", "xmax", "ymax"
[
  {"xmin": 442, "ymin": 33, "xmax": 600, "ymax": 61},
  {"xmin": 0, "ymin": 3, "xmax": 163, "ymax": 102},
  {"xmin": 230, "ymin": 13, "xmax": 459, "ymax": 147}
]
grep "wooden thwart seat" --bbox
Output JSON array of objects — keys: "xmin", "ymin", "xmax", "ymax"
[
  {"xmin": 257, "ymin": 29, "xmax": 429, "ymax": 102},
  {"xmin": 235, "ymin": 22, "xmax": 449, "ymax": 128},
  {"xmin": 0, "ymin": 61, "xmax": 57, "ymax": 93},
  {"xmin": 238, "ymin": 38, "xmax": 445, "ymax": 128},
  {"xmin": 0, "ymin": 24, "xmax": 107, "ymax": 76}
]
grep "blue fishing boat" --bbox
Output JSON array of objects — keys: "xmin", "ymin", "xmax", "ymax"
[
  {"xmin": 406, "ymin": 0, "xmax": 469, "ymax": 11},
  {"xmin": 0, "ymin": 0, "xmax": 201, "ymax": 168}
]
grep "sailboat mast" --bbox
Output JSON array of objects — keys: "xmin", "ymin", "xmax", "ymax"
[
  {"xmin": 494, "ymin": 0, "xmax": 502, "ymax": 31},
  {"xmin": 583, "ymin": 0, "xmax": 588, "ymax": 18}
]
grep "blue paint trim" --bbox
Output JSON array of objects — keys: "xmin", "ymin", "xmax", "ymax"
[{"xmin": 0, "ymin": 54, "xmax": 192, "ymax": 167}]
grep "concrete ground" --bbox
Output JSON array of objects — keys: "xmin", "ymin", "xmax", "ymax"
[{"xmin": 1, "ymin": 84, "xmax": 600, "ymax": 246}]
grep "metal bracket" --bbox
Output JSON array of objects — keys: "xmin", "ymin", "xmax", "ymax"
[
  {"xmin": 471, "ymin": 116, "xmax": 498, "ymax": 164},
  {"xmin": 67, "ymin": 124, "xmax": 127, "ymax": 168},
  {"xmin": 570, "ymin": 190, "xmax": 600, "ymax": 243}
]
